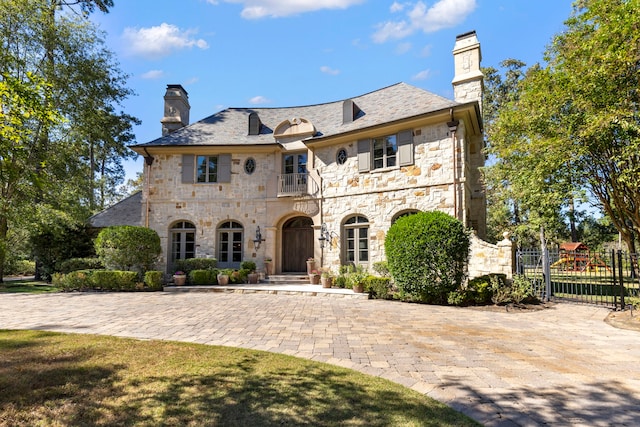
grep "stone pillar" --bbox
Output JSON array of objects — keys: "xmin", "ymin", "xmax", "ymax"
[{"xmin": 161, "ymin": 84, "xmax": 190, "ymax": 136}]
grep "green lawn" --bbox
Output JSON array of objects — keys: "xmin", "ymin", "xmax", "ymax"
[
  {"xmin": 0, "ymin": 279, "xmax": 58, "ymax": 294},
  {"xmin": 0, "ymin": 330, "xmax": 478, "ymax": 426}
]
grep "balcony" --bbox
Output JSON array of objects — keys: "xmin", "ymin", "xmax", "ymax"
[{"xmin": 277, "ymin": 173, "xmax": 319, "ymax": 197}]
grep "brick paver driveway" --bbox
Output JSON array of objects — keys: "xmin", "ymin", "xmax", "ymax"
[{"xmin": 1, "ymin": 292, "xmax": 638, "ymax": 426}]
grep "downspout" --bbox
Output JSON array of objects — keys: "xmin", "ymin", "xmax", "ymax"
[
  {"xmin": 447, "ymin": 110, "xmax": 460, "ymax": 221},
  {"xmin": 143, "ymin": 148, "xmax": 154, "ymax": 228}
]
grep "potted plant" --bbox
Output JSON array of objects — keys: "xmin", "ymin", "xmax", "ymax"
[
  {"xmin": 309, "ymin": 269, "xmax": 320, "ymax": 285},
  {"xmin": 241, "ymin": 260, "xmax": 259, "ymax": 284},
  {"xmin": 173, "ymin": 271, "xmax": 186, "ymax": 286},
  {"xmin": 306, "ymin": 257, "xmax": 316, "ymax": 274},
  {"xmin": 321, "ymin": 270, "xmax": 333, "ymax": 288},
  {"xmin": 263, "ymin": 257, "xmax": 272, "ymax": 278},
  {"xmin": 217, "ymin": 269, "xmax": 231, "ymax": 286},
  {"xmin": 346, "ymin": 267, "xmax": 367, "ymax": 293}
]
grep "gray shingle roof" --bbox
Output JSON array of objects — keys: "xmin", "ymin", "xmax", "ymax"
[
  {"xmin": 133, "ymin": 82, "xmax": 459, "ymax": 148},
  {"xmin": 88, "ymin": 191, "xmax": 142, "ymax": 228}
]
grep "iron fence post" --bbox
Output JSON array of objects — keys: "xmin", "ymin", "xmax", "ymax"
[{"xmin": 617, "ymin": 250, "xmax": 625, "ymax": 310}]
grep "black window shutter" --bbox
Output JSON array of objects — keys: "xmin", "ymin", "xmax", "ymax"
[
  {"xmin": 218, "ymin": 154, "xmax": 232, "ymax": 182},
  {"xmin": 397, "ymin": 129, "xmax": 414, "ymax": 166},
  {"xmin": 181, "ymin": 154, "xmax": 194, "ymax": 183},
  {"xmin": 357, "ymin": 139, "xmax": 370, "ymax": 172}
]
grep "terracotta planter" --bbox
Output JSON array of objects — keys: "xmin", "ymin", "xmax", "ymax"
[
  {"xmin": 352, "ymin": 284, "xmax": 364, "ymax": 293},
  {"xmin": 173, "ymin": 275, "xmax": 186, "ymax": 286},
  {"xmin": 321, "ymin": 277, "xmax": 333, "ymax": 288},
  {"xmin": 306, "ymin": 260, "xmax": 316, "ymax": 274},
  {"xmin": 247, "ymin": 273, "xmax": 259, "ymax": 284},
  {"xmin": 309, "ymin": 274, "xmax": 320, "ymax": 285},
  {"xmin": 264, "ymin": 261, "xmax": 271, "ymax": 278},
  {"xmin": 217, "ymin": 274, "xmax": 229, "ymax": 286}
]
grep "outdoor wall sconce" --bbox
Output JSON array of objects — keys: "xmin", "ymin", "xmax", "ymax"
[
  {"xmin": 253, "ymin": 226, "xmax": 265, "ymax": 250},
  {"xmin": 318, "ymin": 223, "xmax": 331, "ymax": 249}
]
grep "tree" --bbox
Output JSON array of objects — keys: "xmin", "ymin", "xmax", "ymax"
[
  {"xmin": 95, "ymin": 226, "xmax": 161, "ymax": 273},
  {"xmin": 485, "ymin": 0, "xmax": 640, "ymax": 252},
  {"xmin": 0, "ymin": 0, "xmax": 138, "ymax": 280}
]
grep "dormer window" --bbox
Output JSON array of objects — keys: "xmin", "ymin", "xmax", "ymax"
[{"xmin": 248, "ymin": 112, "xmax": 261, "ymax": 135}]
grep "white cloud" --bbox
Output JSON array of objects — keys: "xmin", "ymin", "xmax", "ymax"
[
  {"xmin": 412, "ymin": 69, "xmax": 431, "ymax": 80},
  {"xmin": 419, "ymin": 43, "xmax": 432, "ymax": 57},
  {"xmin": 249, "ymin": 95, "xmax": 271, "ymax": 104},
  {"xmin": 390, "ymin": 1, "xmax": 405, "ymax": 12},
  {"xmin": 373, "ymin": 0, "xmax": 477, "ymax": 43},
  {"xmin": 216, "ymin": 0, "xmax": 365, "ymax": 19},
  {"xmin": 140, "ymin": 69, "xmax": 165, "ymax": 79},
  {"xmin": 122, "ymin": 23, "xmax": 209, "ymax": 59},
  {"xmin": 320, "ymin": 65, "xmax": 340, "ymax": 75},
  {"xmin": 395, "ymin": 42, "xmax": 412, "ymax": 55}
]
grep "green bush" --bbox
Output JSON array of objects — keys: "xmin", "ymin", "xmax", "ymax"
[
  {"xmin": 385, "ymin": 211, "xmax": 470, "ymax": 304},
  {"xmin": 363, "ymin": 275, "xmax": 392, "ymax": 299},
  {"xmin": 94, "ymin": 226, "xmax": 161, "ymax": 273},
  {"xmin": 144, "ymin": 270, "xmax": 164, "ymax": 290},
  {"xmin": 4, "ymin": 259, "xmax": 36, "ymax": 276},
  {"xmin": 189, "ymin": 269, "xmax": 218, "ymax": 285},
  {"xmin": 372, "ymin": 261, "xmax": 390, "ymax": 277},
  {"xmin": 174, "ymin": 258, "xmax": 218, "ymax": 274},
  {"xmin": 58, "ymin": 257, "xmax": 104, "ymax": 274},
  {"xmin": 91, "ymin": 270, "xmax": 138, "ymax": 291},
  {"xmin": 240, "ymin": 260, "xmax": 256, "ymax": 272},
  {"xmin": 52, "ymin": 270, "xmax": 94, "ymax": 291}
]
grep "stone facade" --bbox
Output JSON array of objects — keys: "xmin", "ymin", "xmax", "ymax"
[{"xmin": 126, "ymin": 31, "xmax": 502, "ymax": 277}]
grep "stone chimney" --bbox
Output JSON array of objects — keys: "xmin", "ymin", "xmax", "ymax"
[
  {"xmin": 161, "ymin": 84, "xmax": 190, "ymax": 136},
  {"xmin": 452, "ymin": 31, "xmax": 483, "ymax": 111}
]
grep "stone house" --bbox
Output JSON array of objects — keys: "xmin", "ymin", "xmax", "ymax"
[{"xmin": 126, "ymin": 31, "xmax": 487, "ymax": 275}]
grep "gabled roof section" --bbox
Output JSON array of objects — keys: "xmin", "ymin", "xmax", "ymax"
[
  {"xmin": 131, "ymin": 83, "xmax": 460, "ymax": 150},
  {"xmin": 88, "ymin": 191, "xmax": 142, "ymax": 228}
]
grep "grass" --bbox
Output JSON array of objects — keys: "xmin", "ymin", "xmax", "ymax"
[
  {"xmin": 0, "ymin": 330, "xmax": 479, "ymax": 426},
  {"xmin": 0, "ymin": 279, "xmax": 58, "ymax": 294}
]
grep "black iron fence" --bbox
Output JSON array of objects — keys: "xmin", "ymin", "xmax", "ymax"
[{"xmin": 516, "ymin": 248, "xmax": 639, "ymax": 309}]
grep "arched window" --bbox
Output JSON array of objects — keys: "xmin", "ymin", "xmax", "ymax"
[
  {"xmin": 343, "ymin": 215, "xmax": 370, "ymax": 265},
  {"xmin": 217, "ymin": 221, "xmax": 243, "ymax": 268},
  {"xmin": 391, "ymin": 210, "xmax": 420, "ymax": 224},
  {"xmin": 170, "ymin": 221, "xmax": 196, "ymax": 270}
]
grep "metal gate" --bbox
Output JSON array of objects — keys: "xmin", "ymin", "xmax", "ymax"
[{"xmin": 516, "ymin": 248, "xmax": 639, "ymax": 309}]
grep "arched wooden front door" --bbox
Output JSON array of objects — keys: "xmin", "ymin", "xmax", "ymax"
[{"xmin": 282, "ymin": 216, "xmax": 313, "ymax": 272}]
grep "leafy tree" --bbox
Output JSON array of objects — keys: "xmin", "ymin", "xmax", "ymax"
[
  {"xmin": 485, "ymin": 0, "xmax": 640, "ymax": 252},
  {"xmin": 385, "ymin": 211, "xmax": 470, "ymax": 304},
  {"xmin": 0, "ymin": 0, "xmax": 139, "ymax": 280}
]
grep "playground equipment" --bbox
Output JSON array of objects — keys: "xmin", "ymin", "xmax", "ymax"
[{"xmin": 551, "ymin": 242, "xmax": 612, "ymax": 272}]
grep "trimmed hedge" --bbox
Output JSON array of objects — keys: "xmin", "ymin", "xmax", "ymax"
[
  {"xmin": 174, "ymin": 258, "xmax": 218, "ymax": 275},
  {"xmin": 189, "ymin": 269, "xmax": 219, "ymax": 285},
  {"xmin": 91, "ymin": 270, "xmax": 138, "ymax": 291},
  {"xmin": 363, "ymin": 275, "xmax": 393, "ymax": 299},
  {"xmin": 385, "ymin": 211, "xmax": 470, "ymax": 304},
  {"xmin": 144, "ymin": 270, "xmax": 164, "ymax": 290}
]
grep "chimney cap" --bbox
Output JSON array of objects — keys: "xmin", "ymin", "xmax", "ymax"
[
  {"xmin": 166, "ymin": 84, "xmax": 188, "ymax": 96},
  {"xmin": 456, "ymin": 30, "xmax": 477, "ymax": 41}
]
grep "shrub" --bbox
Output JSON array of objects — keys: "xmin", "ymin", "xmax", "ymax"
[
  {"xmin": 52, "ymin": 270, "xmax": 94, "ymax": 291},
  {"xmin": 364, "ymin": 275, "xmax": 392, "ymax": 299},
  {"xmin": 175, "ymin": 258, "xmax": 218, "ymax": 274},
  {"xmin": 385, "ymin": 211, "xmax": 470, "ymax": 304},
  {"xmin": 58, "ymin": 257, "xmax": 104, "ymax": 274},
  {"xmin": 91, "ymin": 270, "xmax": 138, "ymax": 291},
  {"xmin": 189, "ymin": 269, "xmax": 218, "ymax": 285},
  {"xmin": 4, "ymin": 259, "xmax": 36, "ymax": 276},
  {"xmin": 144, "ymin": 270, "xmax": 164, "ymax": 290},
  {"xmin": 372, "ymin": 261, "xmax": 390, "ymax": 277},
  {"xmin": 94, "ymin": 226, "xmax": 161, "ymax": 273},
  {"xmin": 510, "ymin": 274, "xmax": 534, "ymax": 304},
  {"xmin": 240, "ymin": 261, "xmax": 256, "ymax": 272}
]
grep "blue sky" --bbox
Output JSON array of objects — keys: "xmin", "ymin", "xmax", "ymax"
[{"xmin": 90, "ymin": 0, "xmax": 575, "ymax": 182}]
